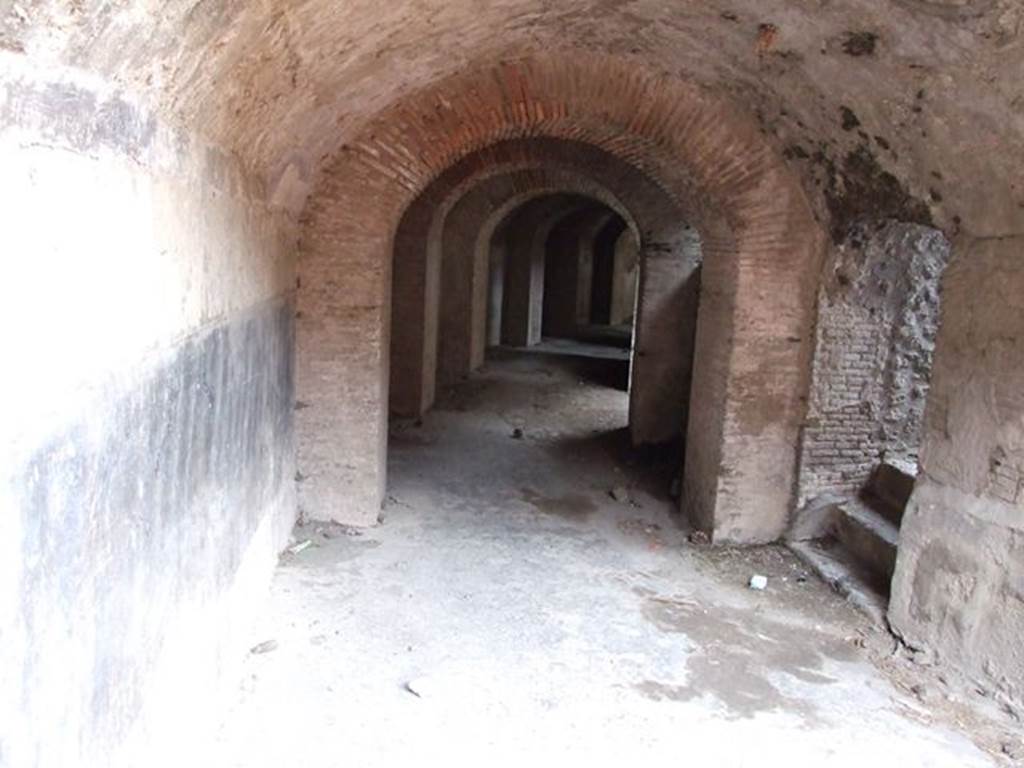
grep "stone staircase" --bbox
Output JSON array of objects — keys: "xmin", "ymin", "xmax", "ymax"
[{"xmin": 788, "ymin": 463, "xmax": 915, "ymax": 624}]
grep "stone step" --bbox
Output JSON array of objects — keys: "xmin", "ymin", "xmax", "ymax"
[
  {"xmin": 862, "ymin": 462, "xmax": 916, "ymax": 528},
  {"xmin": 835, "ymin": 499, "xmax": 899, "ymax": 595},
  {"xmin": 788, "ymin": 539, "xmax": 888, "ymax": 626}
]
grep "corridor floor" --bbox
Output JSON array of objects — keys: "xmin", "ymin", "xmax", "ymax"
[{"xmin": 213, "ymin": 351, "xmax": 1003, "ymax": 767}]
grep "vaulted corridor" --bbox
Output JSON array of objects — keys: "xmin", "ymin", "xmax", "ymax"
[{"xmin": 3, "ymin": 1, "xmax": 1023, "ymax": 765}]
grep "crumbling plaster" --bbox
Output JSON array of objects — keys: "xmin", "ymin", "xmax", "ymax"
[
  {"xmin": 890, "ymin": 234, "xmax": 1024, "ymax": 713},
  {"xmin": 797, "ymin": 221, "xmax": 951, "ymax": 505}
]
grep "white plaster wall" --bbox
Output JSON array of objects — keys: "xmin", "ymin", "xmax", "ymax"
[
  {"xmin": 0, "ymin": 59, "xmax": 297, "ymax": 768},
  {"xmin": 0, "ymin": 58, "xmax": 295, "ymax": 453}
]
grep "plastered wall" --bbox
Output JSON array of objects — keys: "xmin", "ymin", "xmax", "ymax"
[
  {"xmin": 0, "ymin": 63, "xmax": 296, "ymax": 768},
  {"xmin": 889, "ymin": 235, "xmax": 1024, "ymax": 715}
]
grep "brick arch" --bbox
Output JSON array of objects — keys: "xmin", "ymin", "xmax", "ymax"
[
  {"xmin": 298, "ymin": 51, "xmax": 825, "ymax": 543},
  {"xmin": 387, "ymin": 137, "xmax": 684, "ymax": 413},
  {"xmin": 388, "ymin": 141, "xmax": 650, "ymax": 418},
  {"xmin": 434, "ymin": 172, "xmax": 629, "ymax": 388},
  {"xmin": 420, "ymin": 166, "xmax": 696, "ymax": 449},
  {"xmin": 487, "ymin": 195, "xmax": 613, "ymax": 348},
  {"xmin": 507, "ymin": 201, "xmax": 621, "ymax": 342}
]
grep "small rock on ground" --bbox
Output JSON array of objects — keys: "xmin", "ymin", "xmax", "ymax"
[{"xmin": 609, "ymin": 486, "xmax": 629, "ymax": 502}]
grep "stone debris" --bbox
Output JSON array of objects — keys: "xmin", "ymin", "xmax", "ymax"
[
  {"xmin": 748, "ymin": 574, "xmax": 768, "ymax": 590},
  {"xmin": 688, "ymin": 530, "xmax": 710, "ymax": 545},
  {"xmin": 618, "ymin": 518, "xmax": 661, "ymax": 536},
  {"xmin": 286, "ymin": 539, "xmax": 313, "ymax": 554},
  {"xmin": 511, "ymin": 427, "xmax": 524, "ymax": 439},
  {"xmin": 249, "ymin": 640, "xmax": 278, "ymax": 655},
  {"xmin": 404, "ymin": 679, "xmax": 428, "ymax": 698},
  {"xmin": 609, "ymin": 486, "xmax": 629, "ymax": 502},
  {"xmin": 317, "ymin": 521, "xmax": 364, "ymax": 539},
  {"xmin": 1002, "ymin": 740, "xmax": 1023, "ymax": 761}
]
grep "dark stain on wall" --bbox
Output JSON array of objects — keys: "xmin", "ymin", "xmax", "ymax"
[
  {"xmin": 839, "ymin": 106, "xmax": 861, "ymax": 131},
  {"xmin": 842, "ymin": 31, "xmax": 878, "ymax": 56},
  {"xmin": 819, "ymin": 146, "xmax": 934, "ymax": 242},
  {"xmin": 11, "ymin": 295, "xmax": 295, "ymax": 763},
  {"xmin": 2, "ymin": 78, "xmax": 159, "ymax": 161}
]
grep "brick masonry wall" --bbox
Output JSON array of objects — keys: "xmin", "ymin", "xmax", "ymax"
[
  {"xmin": 799, "ymin": 305, "xmax": 888, "ymax": 500},
  {"xmin": 611, "ymin": 229, "xmax": 640, "ymax": 325},
  {"xmin": 382, "ymin": 134, "xmax": 706, "ymax": 447},
  {"xmin": 631, "ymin": 226, "xmax": 703, "ymax": 445},
  {"xmin": 797, "ymin": 221, "xmax": 950, "ymax": 506}
]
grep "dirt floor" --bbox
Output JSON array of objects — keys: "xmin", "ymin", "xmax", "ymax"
[{"xmin": 213, "ymin": 349, "xmax": 1020, "ymax": 766}]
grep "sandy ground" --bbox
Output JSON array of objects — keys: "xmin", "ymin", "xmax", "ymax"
[{"xmin": 212, "ymin": 350, "xmax": 1017, "ymax": 767}]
